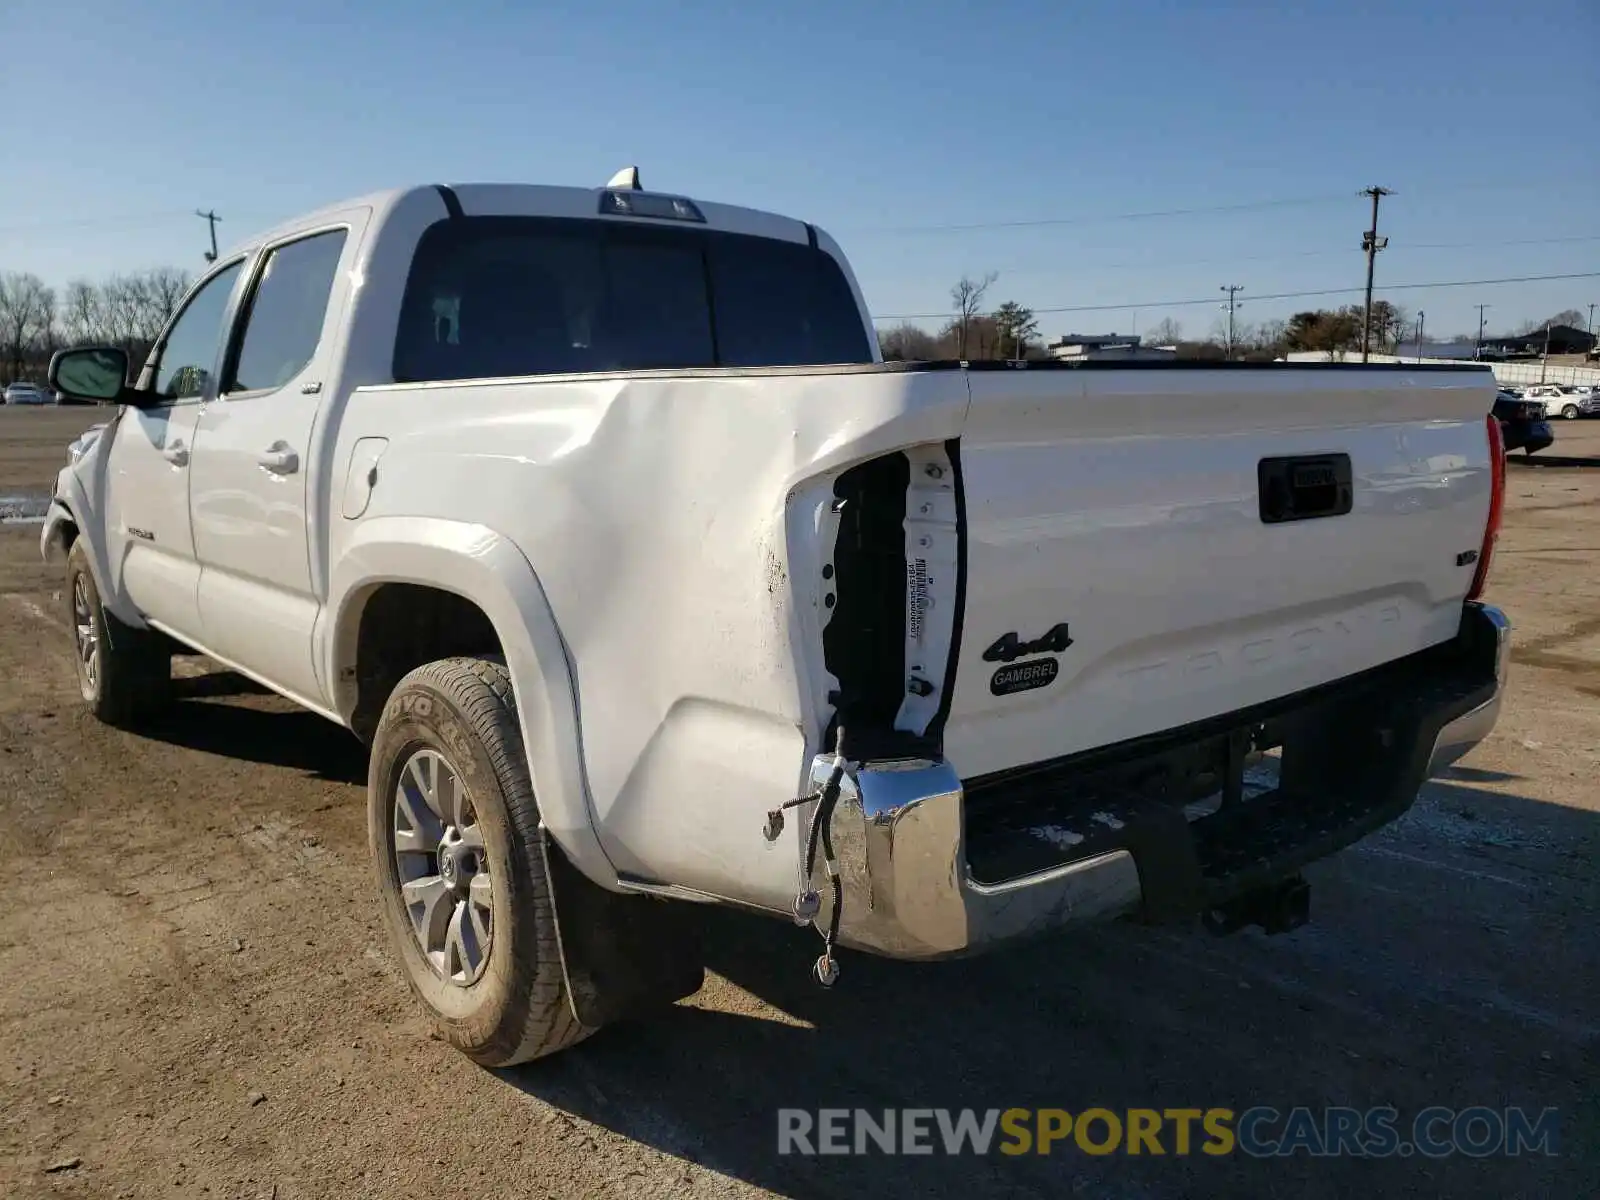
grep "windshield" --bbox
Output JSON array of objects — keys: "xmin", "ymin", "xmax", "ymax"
[{"xmin": 393, "ymin": 215, "xmax": 872, "ymax": 383}]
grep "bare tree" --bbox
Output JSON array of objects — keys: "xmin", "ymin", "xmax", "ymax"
[
  {"xmin": 1367, "ymin": 300, "xmax": 1409, "ymax": 353},
  {"xmin": 938, "ymin": 313, "xmax": 1004, "ymax": 359},
  {"xmin": 93, "ymin": 268, "xmax": 189, "ymax": 362},
  {"xmin": 1209, "ymin": 315, "xmax": 1254, "ymax": 360},
  {"xmin": 877, "ymin": 322, "xmax": 942, "ymax": 361},
  {"xmin": 950, "ymin": 272, "xmax": 997, "ymax": 359},
  {"xmin": 99, "ymin": 275, "xmax": 144, "ymax": 352},
  {"xmin": 0, "ymin": 265, "xmax": 196, "ymax": 383},
  {"xmin": 141, "ymin": 267, "xmax": 192, "ymax": 331},
  {"xmin": 60, "ymin": 280, "xmax": 106, "ymax": 346},
  {"xmin": 0, "ymin": 272, "xmax": 56, "ymax": 383},
  {"xmin": 1253, "ymin": 318, "xmax": 1288, "ymax": 353},
  {"xmin": 969, "ymin": 314, "xmax": 1002, "ymax": 359},
  {"xmin": 1147, "ymin": 317, "xmax": 1183, "ymax": 346}
]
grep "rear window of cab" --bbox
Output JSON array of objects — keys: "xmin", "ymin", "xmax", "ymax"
[{"xmin": 392, "ymin": 216, "xmax": 872, "ymax": 383}]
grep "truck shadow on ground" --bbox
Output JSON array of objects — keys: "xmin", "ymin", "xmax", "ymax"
[
  {"xmin": 142, "ymin": 675, "xmax": 368, "ymax": 784},
  {"xmin": 1509, "ymin": 452, "xmax": 1600, "ymax": 469},
  {"xmin": 499, "ymin": 774, "xmax": 1597, "ymax": 1200},
  {"xmin": 171, "ymin": 668, "xmax": 272, "ymax": 701}
]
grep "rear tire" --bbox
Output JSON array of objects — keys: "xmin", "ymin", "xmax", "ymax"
[
  {"xmin": 65, "ymin": 539, "xmax": 171, "ymax": 727},
  {"xmin": 368, "ymin": 656, "xmax": 593, "ymax": 1066},
  {"xmin": 1561, "ymin": 404, "xmax": 1579, "ymax": 420}
]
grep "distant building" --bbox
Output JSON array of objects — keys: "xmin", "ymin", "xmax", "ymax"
[
  {"xmin": 1390, "ymin": 327, "xmax": 1596, "ymax": 362},
  {"xmin": 1481, "ymin": 324, "xmax": 1596, "ymax": 358},
  {"xmin": 1045, "ymin": 333, "xmax": 1177, "ymax": 362}
]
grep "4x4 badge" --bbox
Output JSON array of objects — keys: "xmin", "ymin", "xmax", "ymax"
[{"xmin": 982, "ymin": 622, "xmax": 1074, "ymax": 663}]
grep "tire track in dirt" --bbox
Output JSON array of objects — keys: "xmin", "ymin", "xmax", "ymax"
[{"xmin": 1514, "ymin": 612, "xmax": 1600, "ymax": 658}]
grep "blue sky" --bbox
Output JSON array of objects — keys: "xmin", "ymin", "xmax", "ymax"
[{"xmin": 2, "ymin": 0, "xmax": 1596, "ymax": 341}]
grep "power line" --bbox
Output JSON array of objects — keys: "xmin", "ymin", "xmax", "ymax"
[
  {"xmin": 0, "ymin": 211, "xmax": 205, "ymax": 233},
  {"xmin": 986, "ymin": 233, "xmax": 1600, "ymax": 281},
  {"xmin": 0, "ymin": 210, "xmax": 274, "ymax": 235},
  {"xmin": 850, "ymin": 192, "xmax": 1355, "ymax": 235},
  {"xmin": 842, "ymin": 177, "xmax": 1580, "ymax": 237},
  {"xmin": 874, "ymin": 271, "xmax": 1600, "ymax": 322},
  {"xmin": 1388, "ymin": 233, "xmax": 1598, "ymax": 251}
]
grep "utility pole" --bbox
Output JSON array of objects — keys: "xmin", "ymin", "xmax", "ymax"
[
  {"xmin": 1414, "ymin": 311, "xmax": 1425, "ymax": 363},
  {"xmin": 1587, "ymin": 302, "xmax": 1595, "ymax": 340},
  {"xmin": 1475, "ymin": 304, "xmax": 1491, "ymax": 360},
  {"xmin": 1540, "ymin": 321, "xmax": 1552, "ymax": 384},
  {"xmin": 1220, "ymin": 285, "xmax": 1243, "ymax": 360},
  {"xmin": 1358, "ymin": 186, "xmax": 1392, "ymax": 363},
  {"xmin": 195, "ymin": 209, "xmax": 220, "ymax": 263}
]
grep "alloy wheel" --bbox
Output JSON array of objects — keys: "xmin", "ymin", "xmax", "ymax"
[{"xmin": 392, "ymin": 748, "xmax": 493, "ymax": 986}]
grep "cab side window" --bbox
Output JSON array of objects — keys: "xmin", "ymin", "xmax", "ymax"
[
  {"xmin": 226, "ymin": 230, "xmax": 348, "ymax": 394},
  {"xmin": 152, "ymin": 261, "xmax": 243, "ymax": 400}
]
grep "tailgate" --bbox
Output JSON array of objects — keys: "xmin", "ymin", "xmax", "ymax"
[{"xmin": 943, "ymin": 365, "xmax": 1496, "ymax": 779}]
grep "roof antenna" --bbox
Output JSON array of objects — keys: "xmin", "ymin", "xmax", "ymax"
[{"xmin": 605, "ymin": 166, "xmax": 643, "ymax": 191}]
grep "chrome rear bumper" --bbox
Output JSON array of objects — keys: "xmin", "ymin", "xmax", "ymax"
[
  {"xmin": 1426, "ymin": 603, "xmax": 1511, "ymax": 776},
  {"xmin": 809, "ymin": 602, "xmax": 1510, "ymax": 961},
  {"xmin": 808, "ymin": 754, "xmax": 1144, "ymax": 959}
]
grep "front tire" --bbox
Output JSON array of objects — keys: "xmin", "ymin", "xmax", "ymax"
[
  {"xmin": 368, "ymin": 656, "xmax": 592, "ymax": 1066},
  {"xmin": 65, "ymin": 539, "xmax": 171, "ymax": 727}
]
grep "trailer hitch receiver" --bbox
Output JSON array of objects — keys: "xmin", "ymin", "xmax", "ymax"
[{"xmin": 1202, "ymin": 874, "xmax": 1310, "ymax": 937}]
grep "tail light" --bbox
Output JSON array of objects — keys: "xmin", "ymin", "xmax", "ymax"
[{"xmin": 1468, "ymin": 412, "xmax": 1505, "ymax": 601}]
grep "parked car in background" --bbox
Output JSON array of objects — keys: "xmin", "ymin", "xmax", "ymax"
[
  {"xmin": 4, "ymin": 381, "xmax": 51, "ymax": 405},
  {"xmin": 1494, "ymin": 391, "xmax": 1554, "ymax": 455},
  {"xmin": 51, "ymin": 386, "xmax": 106, "ymax": 406},
  {"xmin": 1554, "ymin": 386, "xmax": 1600, "ymax": 419},
  {"xmin": 1521, "ymin": 384, "xmax": 1586, "ymax": 420},
  {"xmin": 1565, "ymin": 384, "xmax": 1600, "ymax": 416}
]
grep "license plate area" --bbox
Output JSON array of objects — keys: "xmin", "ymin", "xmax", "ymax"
[{"xmin": 1258, "ymin": 453, "xmax": 1352, "ymax": 524}]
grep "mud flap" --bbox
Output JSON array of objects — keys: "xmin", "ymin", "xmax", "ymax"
[{"xmin": 539, "ymin": 832, "xmax": 706, "ymax": 1028}]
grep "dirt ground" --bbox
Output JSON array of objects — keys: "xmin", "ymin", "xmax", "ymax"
[{"xmin": 1, "ymin": 406, "xmax": 1596, "ymax": 1199}]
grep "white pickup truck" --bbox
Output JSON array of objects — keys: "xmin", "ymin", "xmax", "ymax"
[{"xmin": 44, "ymin": 171, "xmax": 1511, "ymax": 1066}]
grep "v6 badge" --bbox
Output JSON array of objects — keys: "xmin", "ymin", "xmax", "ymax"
[{"xmin": 990, "ymin": 658, "xmax": 1059, "ymax": 696}]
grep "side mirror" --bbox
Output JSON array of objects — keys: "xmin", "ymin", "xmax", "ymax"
[{"xmin": 48, "ymin": 346, "xmax": 138, "ymax": 406}]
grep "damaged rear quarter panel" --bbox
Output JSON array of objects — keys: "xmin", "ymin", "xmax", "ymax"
[{"xmin": 338, "ymin": 366, "xmax": 969, "ymax": 910}]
